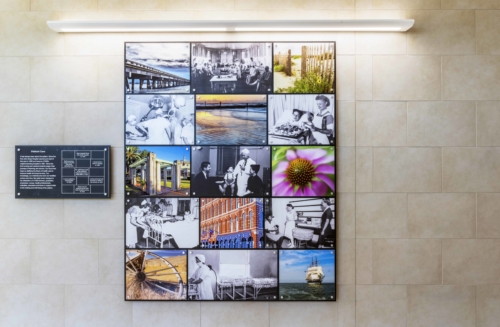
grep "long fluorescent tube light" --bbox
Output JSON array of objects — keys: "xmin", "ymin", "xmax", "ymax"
[{"xmin": 47, "ymin": 19, "xmax": 414, "ymax": 33}]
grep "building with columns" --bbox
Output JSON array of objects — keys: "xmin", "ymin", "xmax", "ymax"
[{"xmin": 200, "ymin": 198, "xmax": 263, "ymax": 249}]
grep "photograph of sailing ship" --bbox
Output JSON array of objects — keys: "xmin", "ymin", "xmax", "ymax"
[
  {"xmin": 279, "ymin": 250, "xmax": 335, "ymax": 300},
  {"xmin": 196, "ymin": 95, "xmax": 267, "ymax": 145},
  {"xmin": 126, "ymin": 250, "xmax": 187, "ymax": 300}
]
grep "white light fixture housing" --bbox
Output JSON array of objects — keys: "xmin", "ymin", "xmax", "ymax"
[{"xmin": 47, "ymin": 19, "xmax": 414, "ymax": 33}]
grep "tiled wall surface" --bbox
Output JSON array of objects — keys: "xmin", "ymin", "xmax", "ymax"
[{"xmin": 1, "ymin": 0, "xmax": 500, "ymax": 326}]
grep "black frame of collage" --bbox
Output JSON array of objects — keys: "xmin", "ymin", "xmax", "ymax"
[{"xmin": 124, "ymin": 41, "xmax": 337, "ymax": 302}]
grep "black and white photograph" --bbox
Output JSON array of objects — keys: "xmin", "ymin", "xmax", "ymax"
[
  {"xmin": 188, "ymin": 250, "xmax": 278, "ymax": 300},
  {"xmin": 126, "ymin": 94, "xmax": 194, "ymax": 145},
  {"xmin": 265, "ymin": 198, "xmax": 335, "ymax": 249},
  {"xmin": 191, "ymin": 146, "xmax": 271, "ymax": 197},
  {"xmin": 268, "ymin": 94, "xmax": 335, "ymax": 145},
  {"xmin": 126, "ymin": 43, "xmax": 190, "ymax": 94},
  {"xmin": 196, "ymin": 94, "xmax": 267, "ymax": 145},
  {"xmin": 126, "ymin": 250, "xmax": 187, "ymax": 300},
  {"xmin": 126, "ymin": 146, "xmax": 190, "ymax": 197},
  {"xmin": 273, "ymin": 42, "xmax": 335, "ymax": 94},
  {"xmin": 191, "ymin": 43, "xmax": 273, "ymax": 94},
  {"xmin": 125, "ymin": 197, "xmax": 199, "ymax": 249}
]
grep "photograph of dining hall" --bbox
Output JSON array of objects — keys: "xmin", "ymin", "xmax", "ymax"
[
  {"xmin": 191, "ymin": 43, "xmax": 272, "ymax": 94},
  {"xmin": 200, "ymin": 198, "xmax": 264, "ymax": 249}
]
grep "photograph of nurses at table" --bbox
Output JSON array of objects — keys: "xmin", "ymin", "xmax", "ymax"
[
  {"xmin": 265, "ymin": 198, "xmax": 335, "ymax": 249},
  {"xmin": 191, "ymin": 43, "xmax": 272, "ymax": 94},
  {"xmin": 268, "ymin": 94, "xmax": 335, "ymax": 145},
  {"xmin": 188, "ymin": 250, "xmax": 278, "ymax": 300},
  {"xmin": 126, "ymin": 197, "xmax": 199, "ymax": 249}
]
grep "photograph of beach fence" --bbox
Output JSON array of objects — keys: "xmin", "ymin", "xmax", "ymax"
[
  {"xmin": 126, "ymin": 146, "xmax": 190, "ymax": 197},
  {"xmin": 126, "ymin": 94, "xmax": 194, "ymax": 145},
  {"xmin": 268, "ymin": 94, "xmax": 335, "ymax": 145},
  {"xmin": 187, "ymin": 250, "xmax": 278, "ymax": 300},
  {"xmin": 279, "ymin": 250, "xmax": 335, "ymax": 301},
  {"xmin": 191, "ymin": 43, "xmax": 272, "ymax": 94},
  {"xmin": 126, "ymin": 197, "xmax": 199, "ymax": 249},
  {"xmin": 126, "ymin": 43, "xmax": 190, "ymax": 94},
  {"xmin": 195, "ymin": 94, "xmax": 267, "ymax": 145},
  {"xmin": 126, "ymin": 250, "xmax": 187, "ymax": 300},
  {"xmin": 273, "ymin": 42, "xmax": 335, "ymax": 94}
]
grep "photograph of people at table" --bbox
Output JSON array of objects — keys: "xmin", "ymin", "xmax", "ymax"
[
  {"xmin": 187, "ymin": 250, "xmax": 277, "ymax": 300},
  {"xmin": 126, "ymin": 249, "xmax": 187, "ymax": 300},
  {"xmin": 265, "ymin": 198, "xmax": 335, "ymax": 249},
  {"xmin": 191, "ymin": 146, "xmax": 271, "ymax": 197},
  {"xmin": 195, "ymin": 94, "xmax": 267, "ymax": 145},
  {"xmin": 279, "ymin": 250, "xmax": 335, "ymax": 301},
  {"xmin": 126, "ymin": 146, "xmax": 191, "ymax": 197},
  {"xmin": 271, "ymin": 146, "xmax": 335, "ymax": 197},
  {"xmin": 126, "ymin": 43, "xmax": 190, "ymax": 94},
  {"xmin": 125, "ymin": 197, "xmax": 199, "ymax": 249},
  {"xmin": 268, "ymin": 94, "xmax": 335, "ymax": 145},
  {"xmin": 200, "ymin": 198, "xmax": 264, "ymax": 249},
  {"xmin": 191, "ymin": 43, "xmax": 272, "ymax": 94},
  {"xmin": 273, "ymin": 42, "xmax": 335, "ymax": 94},
  {"xmin": 126, "ymin": 94, "xmax": 194, "ymax": 145}
]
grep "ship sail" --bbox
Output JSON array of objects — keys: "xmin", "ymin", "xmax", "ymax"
[{"xmin": 305, "ymin": 256, "xmax": 324, "ymax": 283}]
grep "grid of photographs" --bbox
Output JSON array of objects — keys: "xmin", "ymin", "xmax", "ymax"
[{"xmin": 124, "ymin": 41, "xmax": 336, "ymax": 302}]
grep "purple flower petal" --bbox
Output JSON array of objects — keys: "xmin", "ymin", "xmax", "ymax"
[
  {"xmin": 303, "ymin": 185, "xmax": 316, "ymax": 196},
  {"xmin": 293, "ymin": 187, "xmax": 304, "ymax": 197},
  {"xmin": 312, "ymin": 155, "xmax": 335, "ymax": 166},
  {"xmin": 282, "ymin": 184, "xmax": 295, "ymax": 196},
  {"xmin": 274, "ymin": 161, "xmax": 290, "ymax": 174},
  {"xmin": 316, "ymin": 173, "xmax": 335, "ymax": 191},
  {"xmin": 272, "ymin": 172, "xmax": 287, "ymax": 185},
  {"xmin": 296, "ymin": 148, "xmax": 326, "ymax": 162},
  {"xmin": 273, "ymin": 180, "xmax": 292, "ymax": 195},
  {"xmin": 311, "ymin": 180, "xmax": 328, "ymax": 195},
  {"xmin": 286, "ymin": 150, "xmax": 297, "ymax": 161},
  {"xmin": 315, "ymin": 164, "xmax": 335, "ymax": 175}
]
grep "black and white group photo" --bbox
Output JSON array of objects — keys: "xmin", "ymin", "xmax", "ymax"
[
  {"xmin": 268, "ymin": 94, "xmax": 335, "ymax": 145},
  {"xmin": 187, "ymin": 250, "xmax": 278, "ymax": 300},
  {"xmin": 265, "ymin": 198, "xmax": 335, "ymax": 249},
  {"xmin": 126, "ymin": 43, "xmax": 190, "ymax": 94},
  {"xmin": 125, "ymin": 197, "xmax": 200, "ymax": 249},
  {"xmin": 191, "ymin": 146, "xmax": 271, "ymax": 197},
  {"xmin": 191, "ymin": 43, "xmax": 273, "ymax": 94},
  {"xmin": 126, "ymin": 94, "xmax": 194, "ymax": 145}
]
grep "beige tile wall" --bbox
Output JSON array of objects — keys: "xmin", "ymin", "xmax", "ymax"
[{"xmin": 1, "ymin": 0, "xmax": 500, "ymax": 326}]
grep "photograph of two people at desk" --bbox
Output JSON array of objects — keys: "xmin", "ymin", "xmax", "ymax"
[
  {"xmin": 191, "ymin": 43, "xmax": 273, "ymax": 94},
  {"xmin": 265, "ymin": 198, "xmax": 335, "ymax": 249}
]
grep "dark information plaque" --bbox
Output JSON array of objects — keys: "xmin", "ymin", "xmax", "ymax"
[{"xmin": 15, "ymin": 145, "xmax": 111, "ymax": 199}]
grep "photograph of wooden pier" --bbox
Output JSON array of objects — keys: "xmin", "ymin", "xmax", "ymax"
[
  {"xmin": 195, "ymin": 94, "xmax": 267, "ymax": 145},
  {"xmin": 126, "ymin": 43, "xmax": 190, "ymax": 94},
  {"xmin": 273, "ymin": 42, "xmax": 335, "ymax": 94}
]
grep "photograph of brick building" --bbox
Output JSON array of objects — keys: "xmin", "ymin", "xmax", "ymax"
[{"xmin": 200, "ymin": 198, "xmax": 264, "ymax": 248}]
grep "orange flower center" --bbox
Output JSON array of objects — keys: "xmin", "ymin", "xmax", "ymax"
[{"xmin": 286, "ymin": 158, "xmax": 315, "ymax": 187}]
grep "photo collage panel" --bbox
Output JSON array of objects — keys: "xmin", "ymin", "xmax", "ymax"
[{"xmin": 124, "ymin": 42, "xmax": 336, "ymax": 301}]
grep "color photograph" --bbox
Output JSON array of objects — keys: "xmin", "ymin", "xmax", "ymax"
[
  {"xmin": 191, "ymin": 146, "xmax": 271, "ymax": 197},
  {"xmin": 279, "ymin": 250, "xmax": 335, "ymax": 300},
  {"xmin": 126, "ymin": 43, "xmax": 190, "ymax": 94},
  {"xmin": 126, "ymin": 197, "xmax": 199, "ymax": 249},
  {"xmin": 126, "ymin": 250, "xmax": 187, "ymax": 300},
  {"xmin": 126, "ymin": 94, "xmax": 194, "ymax": 145},
  {"xmin": 272, "ymin": 146, "xmax": 335, "ymax": 197},
  {"xmin": 273, "ymin": 42, "xmax": 335, "ymax": 94},
  {"xmin": 265, "ymin": 198, "xmax": 335, "ymax": 249},
  {"xmin": 126, "ymin": 146, "xmax": 190, "ymax": 197},
  {"xmin": 268, "ymin": 94, "xmax": 335, "ymax": 145},
  {"xmin": 200, "ymin": 198, "xmax": 264, "ymax": 249},
  {"xmin": 196, "ymin": 94, "xmax": 267, "ymax": 145},
  {"xmin": 191, "ymin": 42, "xmax": 272, "ymax": 94},
  {"xmin": 188, "ymin": 250, "xmax": 278, "ymax": 300}
]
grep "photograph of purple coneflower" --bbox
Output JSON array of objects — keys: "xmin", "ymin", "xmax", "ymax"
[{"xmin": 272, "ymin": 146, "xmax": 335, "ymax": 197}]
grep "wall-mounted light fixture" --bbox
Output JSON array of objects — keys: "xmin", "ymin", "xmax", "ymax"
[{"xmin": 47, "ymin": 19, "xmax": 414, "ymax": 33}]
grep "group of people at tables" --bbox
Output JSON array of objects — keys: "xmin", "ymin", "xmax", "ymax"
[
  {"xmin": 192, "ymin": 57, "xmax": 272, "ymax": 92},
  {"xmin": 265, "ymin": 198, "xmax": 334, "ymax": 249},
  {"xmin": 126, "ymin": 96, "xmax": 194, "ymax": 145},
  {"xmin": 192, "ymin": 148, "xmax": 264, "ymax": 197}
]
